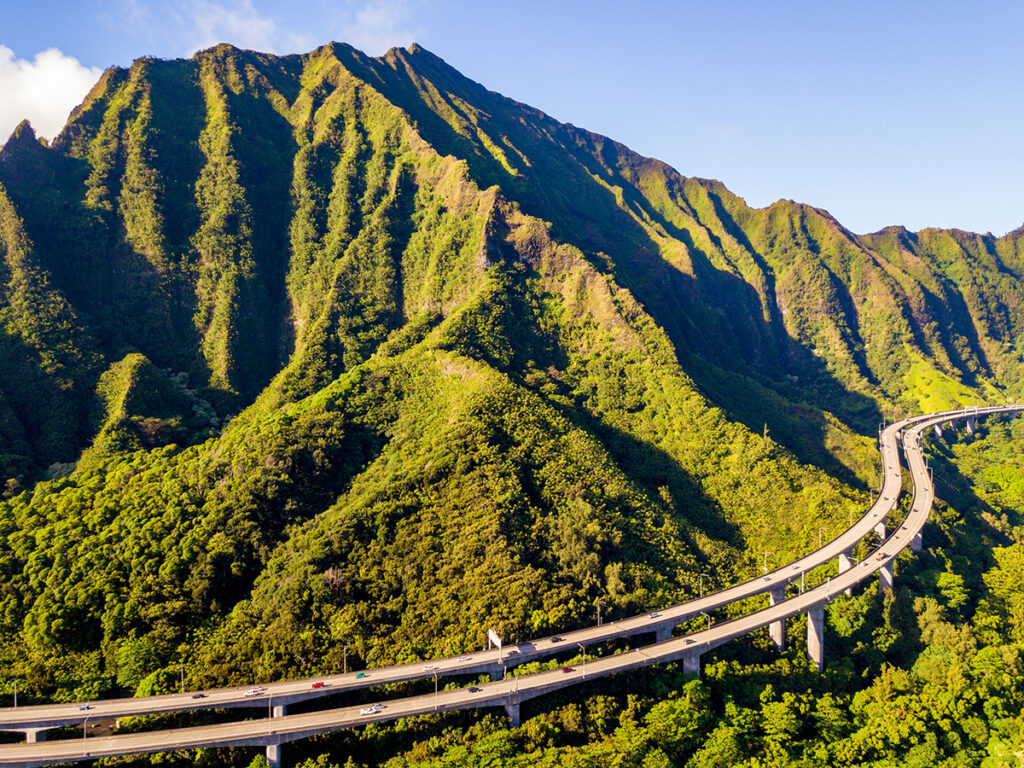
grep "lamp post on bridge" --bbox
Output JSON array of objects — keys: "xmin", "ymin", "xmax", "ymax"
[
  {"xmin": 699, "ymin": 573, "xmax": 709, "ymax": 598},
  {"xmin": 763, "ymin": 551, "xmax": 775, "ymax": 574},
  {"xmin": 577, "ymin": 642, "xmax": 586, "ymax": 678},
  {"xmin": 819, "ymin": 527, "xmax": 827, "ymax": 548},
  {"xmin": 7, "ymin": 679, "xmax": 15, "ymax": 708},
  {"xmin": 595, "ymin": 599, "xmax": 606, "ymax": 627},
  {"xmin": 699, "ymin": 612, "xmax": 711, "ymax": 646}
]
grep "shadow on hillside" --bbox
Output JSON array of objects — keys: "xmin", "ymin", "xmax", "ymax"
[{"xmin": 350, "ymin": 48, "xmax": 883, "ymax": 481}]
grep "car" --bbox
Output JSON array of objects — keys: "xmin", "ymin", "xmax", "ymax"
[
  {"xmin": 791, "ymin": 563, "xmax": 799, "ymax": 570},
  {"xmin": 561, "ymin": 666, "xmax": 574, "ymax": 673},
  {"xmin": 311, "ymin": 681, "xmax": 326, "ymax": 689},
  {"xmin": 649, "ymin": 612, "xmax": 660, "ymax": 618},
  {"xmin": 862, "ymin": 561, "xmax": 870, "ymax": 567},
  {"xmin": 359, "ymin": 707, "xmax": 377, "ymax": 716},
  {"xmin": 507, "ymin": 650, "xmax": 520, "ymax": 656},
  {"xmin": 468, "ymin": 686, "xmax": 482, "ymax": 693},
  {"xmin": 192, "ymin": 693, "xmax": 207, "ymax": 699},
  {"xmin": 457, "ymin": 656, "xmax": 471, "ymax": 662},
  {"xmin": 244, "ymin": 688, "xmax": 261, "ymax": 697},
  {"xmin": 551, "ymin": 636, "xmax": 564, "ymax": 643},
  {"xmin": 423, "ymin": 664, "xmax": 439, "ymax": 671},
  {"xmin": 355, "ymin": 672, "xmax": 369, "ymax": 679},
  {"xmin": 79, "ymin": 705, "xmax": 92, "ymax": 711},
  {"xmin": 875, "ymin": 552, "xmax": 887, "ymax": 561},
  {"xmin": 763, "ymin": 576, "xmax": 771, "ymax": 581}
]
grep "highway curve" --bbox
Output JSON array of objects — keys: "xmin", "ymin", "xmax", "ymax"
[{"xmin": 0, "ymin": 405, "xmax": 1018, "ymax": 767}]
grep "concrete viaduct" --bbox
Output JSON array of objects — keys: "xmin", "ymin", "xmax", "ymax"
[{"xmin": 0, "ymin": 404, "xmax": 1017, "ymax": 767}]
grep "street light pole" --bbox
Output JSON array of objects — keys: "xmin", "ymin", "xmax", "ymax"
[
  {"xmin": 180, "ymin": 663, "xmax": 184, "ymax": 694},
  {"xmin": 763, "ymin": 551, "xmax": 775, "ymax": 574},
  {"xmin": 8, "ymin": 679, "xmax": 16, "ymax": 708},
  {"xmin": 577, "ymin": 642, "xmax": 586, "ymax": 678},
  {"xmin": 699, "ymin": 612, "xmax": 711, "ymax": 646},
  {"xmin": 343, "ymin": 646, "xmax": 347, "ymax": 675},
  {"xmin": 699, "ymin": 573, "xmax": 709, "ymax": 598},
  {"xmin": 819, "ymin": 527, "xmax": 826, "ymax": 548},
  {"xmin": 433, "ymin": 671, "xmax": 438, "ymax": 711},
  {"xmin": 595, "ymin": 599, "xmax": 606, "ymax": 627}
]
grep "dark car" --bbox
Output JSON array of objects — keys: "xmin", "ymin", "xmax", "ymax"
[
  {"xmin": 192, "ymin": 693, "xmax": 207, "ymax": 699},
  {"xmin": 468, "ymin": 686, "xmax": 482, "ymax": 693},
  {"xmin": 355, "ymin": 672, "xmax": 369, "ymax": 679}
]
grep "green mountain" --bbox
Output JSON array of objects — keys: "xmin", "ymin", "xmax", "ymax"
[{"xmin": 1, "ymin": 42, "xmax": 1024, "ymax": 766}]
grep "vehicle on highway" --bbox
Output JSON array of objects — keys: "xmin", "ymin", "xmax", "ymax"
[
  {"xmin": 355, "ymin": 672, "xmax": 368, "ymax": 679},
  {"xmin": 468, "ymin": 686, "xmax": 482, "ymax": 692},
  {"xmin": 359, "ymin": 707, "xmax": 377, "ymax": 716},
  {"xmin": 649, "ymin": 612, "xmax": 660, "ymax": 618},
  {"xmin": 191, "ymin": 693, "xmax": 206, "ymax": 699},
  {"xmin": 507, "ymin": 650, "xmax": 520, "ymax": 656},
  {"xmin": 561, "ymin": 666, "xmax": 574, "ymax": 673},
  {"xmin": 875, "ymin": 552, "xmax": 887, "ymax": 561},
  {"xmin": 311, "ymin": 681, "xmax": 326, "ymax": 689},
  {"xmin": 423, "ymin": 664, "xmax": 439, "ymax": 671},
  {"xmin": 78, "ymin": 705, "xmax": 91, "ymax": 711},
  {"xmin": 243, "ymin": 689, "xmax": 261, "ymax": 697},
  {"xmin": 791, "ymin": 563, "xmax": 799, "ymax": 570},
  {"xmin": 457, "ymin": 656, "xmax": 471, "ymax": 661},
  {"xmin": 551, "ymin": 636, "xmax": 564, "ymax": 642}
]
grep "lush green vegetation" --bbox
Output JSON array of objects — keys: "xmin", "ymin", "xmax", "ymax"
[{"xmin": 0, "ymin": 40, "xmax": 1023, "ymax": 766}]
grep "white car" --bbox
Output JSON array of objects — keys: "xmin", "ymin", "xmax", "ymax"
[
  {"xmin": 457, "ymin": 656, "xmax": 471, "ymax": 662},
  {"xmin": 423, "ymin": 664, "xmax": 439, "ymax": 671},
  {"xmin": 359, "ymin": 707, "xmax": 377, "ymax": 716},
  {"xmin": 243, "ymin": 689, "xmax": 261, "ymax": 697}
]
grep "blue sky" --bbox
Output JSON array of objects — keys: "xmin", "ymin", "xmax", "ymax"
[{"xmin": 2, "ymin": 0, "xmax": 1022, "ymax": 236}]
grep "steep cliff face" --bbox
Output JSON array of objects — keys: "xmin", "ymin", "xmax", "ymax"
[{"xmin": 0, "ymin": 43, "xmax": 1020, "ymax": 695}]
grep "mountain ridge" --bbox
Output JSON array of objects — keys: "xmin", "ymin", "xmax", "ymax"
[{"xmin": 0, "ymin": 41, "xmax": 1022, "ymax": 725}]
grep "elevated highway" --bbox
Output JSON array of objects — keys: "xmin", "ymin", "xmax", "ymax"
[{"xmin": 0, "ymin": 404, "xmax": 1017, "ymax": 767}]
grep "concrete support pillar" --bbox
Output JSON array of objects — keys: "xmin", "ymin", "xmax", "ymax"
[
  {"xmin": 683, "ymin": 654, "xmax": 701, "ymax": 677},
  {"xmin": 965, "ymin": 416, "xmax": 976, "ymax": 435},
  {"xmin": 879, "ymin": 561, "xmax": 894, "ymax": 593},
  {"xmin": 807, "ymin": 604, "xmax": 825, "ymax": 672},
  {"xmin": 873, "ymin": 520, "xmax": 886, "ymax": 539},
  {"xmin": 490, "ymin": 668, "xmax": 504, "ymax": 681},
  {"xmin": 266, "ymin": 743, "xmax": 282, "ymax": 768},
  {"xmin": 273, "ymin": 703, "xmax": 287, "ymax": 718},
  {"xmin": 768, "ymin": 586, "xmax": 785, "ymax": 651},
  {"xmin": 505, "ymin": 699, "xmax": 521, "ymax": 727},
  {"xmin": 910, "ymin": 529, "xmax": 923, "ymax": 552},
  {"xmin": 934, "ymin": 423, "xmax": 943, "ymax": 438},
  {"xmin": 655, "ymin": 626, "xmax": 672, "ymax": 643},
  {"xmin": 25, "ymin": 729, "xmax": 48, "ymax": 743},
  {"xmin": 838, "ymin": 549, "xmax": 854, "ymax": 596}
]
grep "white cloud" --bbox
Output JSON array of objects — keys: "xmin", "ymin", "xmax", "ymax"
[
  {"xmin": 0, "ymin": 46, "xmax": 102, "ymax": 143},
  {"xmin": 340, "ymin": 0, "xmax": 421, "ymax": 56},
  {"xmin": 180, "ymin": 0, "xmax": 313, "ymax": 56}
]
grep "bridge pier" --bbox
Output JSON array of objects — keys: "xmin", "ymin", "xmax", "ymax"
[
  {"xmin": 490, "ymin": 667, "xmax": 504, "ymax": 681},
  {"xmin": 807, "ymin": 604, "xmax": 825, "ymax": 671},
  {"xmin": 25, "ymin": 728, "xmax": 49, "ymax": 743},
  {"xmin": 838, "ymin": 549, "xmax": 854, "ymax": 596},
  {"xmin": 879, "ymin": 561, "xmax": 894, "ymax": 593},
  {"xmin": 683, "ymin": 654, "xmax": 701, "ymax": 677},
  {"xmin": 273, "ymin": 703, "xmax": 287, "ymax": 718},
  {"xmin": 965, "ymin": 416, "xmax": 976, "ymax": 435},
  {"xmin": 266, "ymin": 743, "xmax": 282, "ymax": 768},
  {"xmin": 655, "ymin": 626, "xmax": 672, "ymax": 643},
  {"xmin": 505, "ymin": 699, "xmax": 521, "ymax": 727},
  {"xmin": 768, "ymin": 586, "xmax": 785, "ymax": 651},
  {"xmin": 910, "ymin": 529, "xmax": 923, "ymax": 552},
  {"xmin": 873, "ymin": 519, "xmax": 886, "ymax": 539},
  {"xmin": 934, "ymin": 423, "xmax": 943, "ymax": 438}
]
